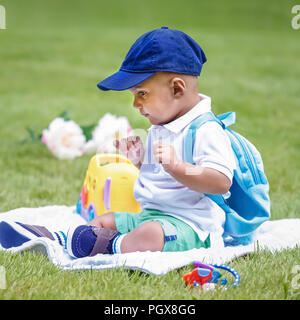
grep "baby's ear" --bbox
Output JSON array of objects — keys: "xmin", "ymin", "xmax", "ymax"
[{"xmin": 171, "ymin": 77, "xmax": 186, "ymax": 97}]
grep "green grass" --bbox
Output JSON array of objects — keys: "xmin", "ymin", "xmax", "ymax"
[
  {"xmin": 0, "ymin": 0, "xmax": 300, "ymax": 300},
  {"xmin": 1, "ymin": 248, "xmax": 299, "ymax": 300}
]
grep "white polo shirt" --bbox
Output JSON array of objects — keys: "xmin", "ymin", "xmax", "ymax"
[{"xmin": 133, "ymin": 93, "xmax": 236, "ymax": 246}]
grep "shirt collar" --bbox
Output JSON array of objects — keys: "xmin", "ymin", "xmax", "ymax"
[{"xmin": 150, "ymin": 93, "xmax": 212, "ymax": 134}]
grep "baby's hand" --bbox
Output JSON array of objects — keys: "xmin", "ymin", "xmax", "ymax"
[
  {"xmin": 153, "ymin": 141, "xmax": 180, "ymax": 173},
  {"xmin": 114, "ymin": 136, "xmax": 145, "ymax": 168}
]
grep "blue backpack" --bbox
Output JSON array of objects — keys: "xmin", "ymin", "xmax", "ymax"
[{"xmin": 184, "ymin": 111, "xmax": 271, "ymax": 245}]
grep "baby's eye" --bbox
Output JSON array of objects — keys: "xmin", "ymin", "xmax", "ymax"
[{"xmin": 138, "ymin": 91, "xmax": 146, "ymax": 97}]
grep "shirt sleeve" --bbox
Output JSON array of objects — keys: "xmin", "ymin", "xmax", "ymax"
[{"xmin": 192, "ymin": 122, "xmax": 236, "ymax": 182}]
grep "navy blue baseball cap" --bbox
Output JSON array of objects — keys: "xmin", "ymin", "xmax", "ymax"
[{"xmin": 97, "ymin": 27, "xmax": 207, "ymax": 91}]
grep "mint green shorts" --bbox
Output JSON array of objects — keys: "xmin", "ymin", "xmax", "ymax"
[{"xmin": 114, "ymin": 208, "xmax": 210, "ymax": 252}]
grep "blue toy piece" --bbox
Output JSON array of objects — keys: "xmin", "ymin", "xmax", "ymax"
[
  {"xmin": 209, "ymin": 269, "xmax": 221, "ymax": 284},
  {"xmin": 185, "ymin": 111, "xmax": 271, "ymax": 245},
  {"xmin": 211, "ymin": 264, "xmax": 240, "ymax": 288},
  {"xmin": 197, "ymin": 268, "xmax": 211, "ymax": 277}
]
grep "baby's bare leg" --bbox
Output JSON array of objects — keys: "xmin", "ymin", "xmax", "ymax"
[
  {"xmin": 87, "ymin": 212, "xmax": 116, "ymax": 230},
  {"xmin": 121, "ymin": 221, "xmax": 165, "ymax": 253}
]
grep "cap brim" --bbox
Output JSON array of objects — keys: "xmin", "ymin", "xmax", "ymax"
[{"xmin": 97, "ymin": 70, "xmax": 155, "ymax": 91}]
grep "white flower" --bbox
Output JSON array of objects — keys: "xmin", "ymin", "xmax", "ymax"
[
  {"xmin": 83, "ymin": 113, "xmax": 133, "ymax": 154},
  {"xmin": 41, "ymin": 118, "xmax": 86, "ymax": 159}
]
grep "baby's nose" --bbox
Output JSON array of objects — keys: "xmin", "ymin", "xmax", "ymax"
[{"xmin": 133, "ymin": 97, "xmax": 142, "ymax": 109}]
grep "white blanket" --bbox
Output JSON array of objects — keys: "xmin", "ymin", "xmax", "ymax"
[{"xmin": 0, "ymin": 205, "xmax": 299, "ymax": 275}]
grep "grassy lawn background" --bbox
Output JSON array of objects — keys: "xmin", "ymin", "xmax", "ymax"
[{"xmin": 0, "ymin": 0, "xmax": 299, "ymax": 299}]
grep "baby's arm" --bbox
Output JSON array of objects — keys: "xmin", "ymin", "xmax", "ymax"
[{"xmin": 153, "ymin": 141, "xmax": 231, "ymax": 195}]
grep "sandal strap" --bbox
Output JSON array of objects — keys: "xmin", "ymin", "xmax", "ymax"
[{"xmin": 89, "ymin": 228, "xmax": 119, "ymax": 256}]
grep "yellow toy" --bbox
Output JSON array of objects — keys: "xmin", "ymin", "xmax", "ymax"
[{"xmin": 76, "ymin": 153, "xmax": 141, "ymax": 222}]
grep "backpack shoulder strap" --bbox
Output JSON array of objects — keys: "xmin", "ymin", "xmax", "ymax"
[
  {"xmin": 184, "ymin": 111, "xmax": 236, "ymax": 214},
  {"xmin": 217, "ymin": 111, "xmax": 236, "ymax": 127},
  {"xmin": 184, "ymin": 112, "xmax": 221, "ymax": 163},
  {"xmin": 185, "ymin": 111, "xmax": 236, "ymax": 163}
]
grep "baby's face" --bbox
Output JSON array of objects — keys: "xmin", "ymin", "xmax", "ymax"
[{"xmin": 129, "ymin": 73, "xmax": 182, "ymax": 125}]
